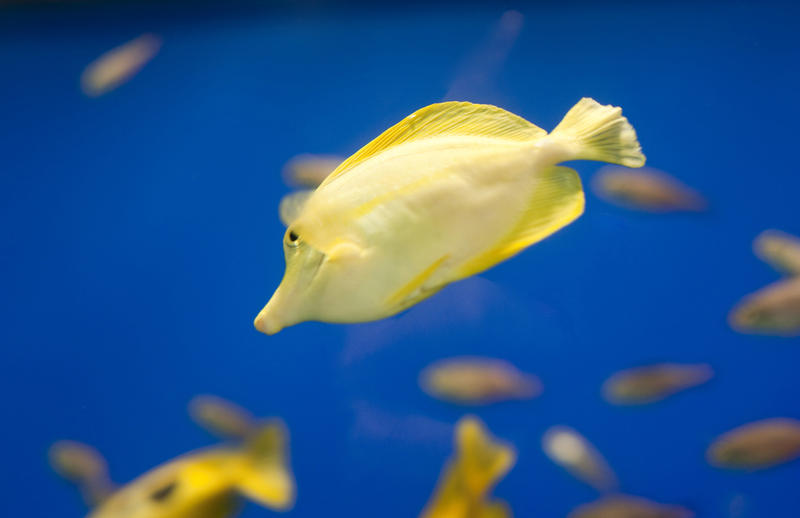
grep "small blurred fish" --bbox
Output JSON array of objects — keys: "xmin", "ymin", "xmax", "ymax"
[
  {"xmin": 542, "ymin": 426, "xmax": 618, "ymax": 492},
  {"xmin": 753, "ymin": 229, "xmax": 800, "ymax": 276},
  {"xmin": 420, "ymin": 357, "xmax": 541, "ymax": 405},
  {"xmin": 591, "ymin": 166, "xmax": 705, "ymax": 212},
  {"xmin": 728, "ymin": 277, "xmax": 800, "ymax": 336},
  {"xmin": 282, "ymin": 154, "xmax": 344, "ymax": 189},
  {"xmin": 255, "ymin": 98, "xmax": 645, "ymax": 334},
  {"xmin": 420, "ymin": 416, "xmax": 516, "ymax": 518},
  {"xmin": 568, "ymin": 495, "xmax": 693, "ymax": 518},
  {"xmin": 707, "ymin": 417, "xmax": 800, "ymax": 470},
  {"xmin": 81, "ymin": 34, "xmax": 161, "ymax": 97},
  {"xmin": 602, "ymin": 363, "xmax": 713, "ymax": 405},
  {"xmin": 51, "ymin": 396, "xmax": 295, "ymax": 518}
]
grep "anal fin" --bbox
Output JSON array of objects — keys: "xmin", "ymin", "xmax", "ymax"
[{"xmin": 386, "ymin": 255, "xmax": 449, "ymax": 311}]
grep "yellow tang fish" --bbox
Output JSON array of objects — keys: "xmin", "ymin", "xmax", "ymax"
[
  {"xmin": 420, "ymin": 416, "xmax": 516, "ymax": 518},
  {"xmin": 50, "ymin": 396, "xmax": 295, "ymax": 518},
  {"xmin": 255, "ymin": 98, "xmax": 645, "ymax": 334}
]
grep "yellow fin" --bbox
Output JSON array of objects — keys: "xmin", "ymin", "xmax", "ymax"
[
  {"xmin": 234, "ymin": 420, "xmax": 295, "ymax": 511},
  {"xmin": 386, "ymin": 255, "xmax": 449, "ymax": 310},
  {"xmin": 456, "ymin": 416, "xmax": 516, "ymax": 499},
  {"xmin": 278, "ymin": 190, "xmax": 314, "ymax": 227},
  {"xmin": 455, "ymin": 165, "xmax": 584, "ymax": 280},
  {"xmin": 478, "ymin": 500, "xmax": 513, "ymax": 518},
  {"xmin": 320, "ymin": 102, "xmax": 547, "ymax": 187}
]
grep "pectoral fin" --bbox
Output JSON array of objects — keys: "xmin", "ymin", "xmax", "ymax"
[
  {"xmin": 455, "ymin": 165, "xmax": 584, "ymax": 280},
  {"xmin": 385, "ymin": 255, "xmax": 449, "ymax": 311}
]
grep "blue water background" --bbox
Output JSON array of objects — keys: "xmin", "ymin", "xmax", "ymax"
[{"xmin": 2, "ymin": 1, "xmax": 800, "ymax": 517}]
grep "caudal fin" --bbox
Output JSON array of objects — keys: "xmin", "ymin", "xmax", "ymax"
[
  {"xmin": 232, "ymin": 420, "xmax": 296, "ymax": 511},
  {"xmin": 550, "ymin": 97, "xmax": 645, "ymax": 167},
  {"xmin": 456, "ymin": 416, "xmax": 516, "ymax": 500}
]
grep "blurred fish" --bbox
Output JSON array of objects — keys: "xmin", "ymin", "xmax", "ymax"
[
  {"xmin": 591, "ymin": 166, "xmax": 705, "ymax": 212},
  {"xmin": 602, "ymin": 363, "xmax": 713, "ymax": 405},
  {"xmin": 189, "ymin": 395, "xmax": 256, "ymax": 441},
  {"xmin": 568, "ymin": 495, "xmax": 693, "ymax": 518},
  {"xmin": 255, "ymin": 98, "xmax": 645, "ymax": 334},
  {"xmin": 542, "ymin": 426, "xmax": 618, "ymax": 492},
  {"xmin": 420, "ymin": 357, "xmax": 541, "ymax": 405},
  {"xmin": 282, "ymin": 154, "xmax": 344, "ymax": 189},
  {"xmin": 81, "ymin": 34, "xmax": 161, "ymax": 97},
  {"xmin": 728, "ymin": 277, "xmax": 800, "ymax": 336},
  {"xmin": 51, "ymin": 397, "xmax": 295, "ymax": 518},
  {"xmin": 420, "ymin": 416, "xmax": 516, "ymax": 518},
  {"xmin": 444, "ymin": 10, "xmax": 525, "ymax": 101},
  {"xmin": 351, "ymin": 401, "xmax": 453, "ymax": 447},
  {"xmin": 753, "ymin": 229, "xmax": 800, "ymax": 276},
  {"xmin": 707, "ymin": 417, "xmax": 800, "ymax": 470}
]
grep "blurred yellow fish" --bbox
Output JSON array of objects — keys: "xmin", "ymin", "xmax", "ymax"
[
  {"xmin": 81, "ymin": 34, "xmax": 161, "ymax": 97},
  {"xmin": 420, "ymin": 357, "xmax": 541, "ymax": 405},
  {"xmin": 255, "ymin": 98, "xmax": 645, "ymax": 334},
  {"xmin": 707, "ymin": 417, "xmax": 800, "ymax": 470},
  {"xmin": 754, "ymin": 229, "xmax": 800, "ymax": 276},
  {"xmin": 282, "ymin": 154, "xmax": 344, "ymax": 189},
  {"xmin": 568, "ymin": 495, "xmax": 693, "ymax": 518},
  {"xmin": 51, "ymin": 396, "xmax": 295, "ymax": 518},
  {"xmin": 602, "ymin": 363, "xmax": 713, "ymax": 405},
  {"xmin": 420, "ymin": 416, "xmax": 516, "ymax": 518},
  {"xmin": 542, "ymin": 426, "xmax": 618, "ymax": 492},
  {"xmin": 728, "ymin": 277, "xmax": 800, "ymax": 336},
  {"xmin": 591, "ymin": 166, "xmax": 705, "ymax": 212}
]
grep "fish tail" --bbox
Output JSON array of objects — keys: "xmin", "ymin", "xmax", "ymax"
[
  {"xmin": 456, "ymin": 416, "xmax": 516, "ymax": 499},
  {"xmin": 550, "ymin": 97, "xmax": 645, "ymax": 167},
  {"xmin": 231, "ymin": 419, "xmax": 296, "ymax": 511}
]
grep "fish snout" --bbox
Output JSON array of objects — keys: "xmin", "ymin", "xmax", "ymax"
[{"xmin": 254, "ymin": 298, "xmax": 286, "ymax": 335}]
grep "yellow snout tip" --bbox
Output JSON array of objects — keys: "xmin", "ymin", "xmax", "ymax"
[{"xmin": 254, "ymin": 308, "xmax": 284, "ymax": 336}]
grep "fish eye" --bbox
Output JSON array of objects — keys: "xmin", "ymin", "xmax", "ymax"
[{"xmin": 286, "ymin": 229, "xmax": 300, "ymax": 247}]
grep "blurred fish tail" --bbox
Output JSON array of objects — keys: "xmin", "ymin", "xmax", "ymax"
[
  {"xmin": 550, "ymin": 97, "xmax": 645, "ymax": 167},
  {"xmin": 232, "ymin": 420, "xmax": 296, "ymax": 511},
  {"xmin": 457, "ymin": 416, "xmax": 516, "ymax": 499}
]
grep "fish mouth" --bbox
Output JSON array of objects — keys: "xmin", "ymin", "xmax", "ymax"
[{"xmin": 254, "ymin": 247, "xmax": 326, "ymax": 336}]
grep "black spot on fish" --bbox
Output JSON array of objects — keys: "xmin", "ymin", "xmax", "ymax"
[{"xmin": 150, "ymin": 480, "xmax": 178, "ymax": 502}]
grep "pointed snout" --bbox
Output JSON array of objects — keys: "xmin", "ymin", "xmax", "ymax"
[{"xmin": 254, "ymin": 301, "xmax": 284, "ymax": 335}]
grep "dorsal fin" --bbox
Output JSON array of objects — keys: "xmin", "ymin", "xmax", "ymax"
[
  {"xmin": 454, "ymin": 165, "xmax": 584, "ymax": 280},
  {"xmin": 319, "ymin": 102, "xmax": 547, "ymax": 187}
]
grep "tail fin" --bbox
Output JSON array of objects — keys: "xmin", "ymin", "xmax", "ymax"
[
  {"xmin": 49, "ymin": 440, "xmax": 115, "ymax": 507},
  {"xmin": 232, "ymin": 420, "xmax": 296, "ymax": 512},
  {"xmin": 456, "ymin": 416, "xmax": 516, "ymax": 500},
  {"xmin": 550, "ymin": 97, "xmax": 645, "ymax": 167}
]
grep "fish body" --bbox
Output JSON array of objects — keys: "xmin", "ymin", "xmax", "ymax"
[
  {"xmin": 728, "ymin": 277, "xmax": 800, "ymax": 336},
  {"xmin": 51, "ymin": 399, "xmax": 295, "ymax": 518},
  {"xmin": 256, "ymin": 98, "xmax": 645, "ymax": 334},
  {"xmin": 420, "ymin": 416, "xmax": 516, "ymax": 518},
  {"xmin": 707, "ymin": 417, "xmax": 800, "ymax": 470},
  {"xmin": 591, "ymin": 166, "xmax": 705, "ymax": 212},
  {"xmin": 81, "ymin": 34, "xmax": 161, "ymax": 97},
  {"xmin": 753, "ymin": 229, "xmax": 800, "ymax": 276},
  {"xmin": 420, "ymin": 357, "xmax": 541, "ymax": 405},
  {"xmin": 602, "ymin": 363, "xmax": 713, "ymax": 405},
  {"xmin": 568, "ymin": 495, "xmax": 693, "ymax": 518},
  {"xmin": 542, "ymin": 426, "xmax": 617, "ymax": 492}
]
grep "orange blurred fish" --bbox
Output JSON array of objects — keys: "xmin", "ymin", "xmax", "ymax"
[
  {"xmin": 728, "ymin": 277, "xmax": 800, "ymax": 336},
  {"xmin": 753, "ymin": 229, "xmax": 800, "ymax": 276},
  {"xmin": 592, "ymin": 166, "xmax": 705, "ymax": 212},
  {"xmin": 281, "ymin": 154, "xmax": 344, "ymax": 189},
  {"xmin": 542, "ymin": 426, "xmax": 618, "ymax": 492},
  {"xmin": 602, "ymin": 363, "xmax": 712, "ymax": 405},
  {"xmin": 81, "ymin": 34, "xmax": 161, "ymax": 97},
  {"xmin": 568, "ymin": 495, "xmax": 693, "ymax": 518},
  {"xmin": 420, "ymin": 357, "xmax": 541, "ymax": 405},
  {"xmin": 707, "ymin": 417, "xmax": 800, "ymax": 470}
]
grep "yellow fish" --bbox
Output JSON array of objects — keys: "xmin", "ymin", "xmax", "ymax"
[
  {"xmin": 255, "ymin": 98, "xmax": 645, "ymax": 334},
  {"xmin": 542, "ymin": 425, "xmax": 618, "ymax": 492},
  {"xmin": 420, "ymin": 416, "xmax": 516, "ymax": 518},
  {"xmin": 420, "ymin": 357, "xmax": 541, "ymax": 405},
  {"xmin": 753, "ymin": 229, "xmax": 800, "ymax": 276},
  {"xmin": 707, "ymin": 417, "xmax": 800, "ymax": 470},
  {"xmin": 50, "ymin": 396, "xmax": 295, "ymax": 518},
  {"xmin": 602, "ymin": 363, "xmax": 713, "ymax": 405}
]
